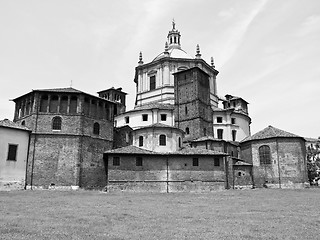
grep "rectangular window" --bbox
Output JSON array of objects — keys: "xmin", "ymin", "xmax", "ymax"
[
  {"xmin": 232, "ymin": 130, "xmax": 237, "ymax": 141},
  {"xmin": 192, "ymin": 158, "xmax": 199, "ymax": 166},
  {"xmin": 231, "ymin": 118, "xmax": 236, "ymax": 124},
  {"xmin": 113, "ymin": 157, "xmax": 120, "ymax": 166},
  {"xmin": 217, "ymin": 117, "xmax": 223, "ymax": 123},
  {"xmin": 142, "ymin": 114, "xmax": 148, "ymax": 121},
  {"xmin": 125, "ymin": 116, "xmax": 129, "ymax": 124},
  {"xmin": 160, "ymin": 114, "xmax": 167, "ymax": 121},
  {"xmin": 136, "ymin": 157, "xmax": 143, "ymax": 166},
  {"xmin": 217, "ymin": 129, "xmax": 223, "ymax": 139},
  {"xmin": 150, "ymin": 76, "xmax": 156, "ymax": 90},
  {"xmin": 7, "ymin": 144, "xmax": 18, "ymax": 161},
  {"xmin": 214, "ymin": 157, "xmax": 220, "ymax": 167}
]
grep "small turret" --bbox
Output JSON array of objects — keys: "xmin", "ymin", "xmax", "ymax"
[
  {"xmin": 138, "ymin": 51, "xmax": 144, "ymax": 65},
  {"xmin": 211, "ymin": 57, "xmax": 215, "ymax": 68},
  {"xmin": 195, "ymin": 44, "xmax": 201, "ymax": 59},
  {"xmin": 164, "ymin": 42, "xmax": 169, "ymax": 57}
]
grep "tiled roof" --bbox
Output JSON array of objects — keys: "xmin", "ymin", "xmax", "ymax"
[
  {"xmin": 105, "ymin": 146, "xmax": 156, "ymax": 155},
  {"xmin": 104, "ymin": 145, "xmax": 227, "ymax": 156},
  {"xmin": 97, "ymin": 87, "xmax": 127, "ymax": 94},
  {"xmin": 134, "ymin": 103, "xmax": 174, "ymax": 111},
  {"xmin": 135, "ymin": 123, "xmax": 182, "ymax": 131},
  {"xmin": 34, "ymin": 87, "xmax": 83, "ymax": 93},
  {"xmin": 224, "ymin": 94, "xmax": 249, "ymax": 103},
  {"xmin": 0, "ymin": 119, "xmax": 31, "ymax": 131},
  {"xmin": 233, "ymin": 160, "xmax": 252, "ymax": 166},
  {"xmin": 172, "ymin": 147, "xmax": 228, "ymax": 156},
  {"xmin": 305, "ymin": 137, "xmax": 320, "ymax": 142},
  {"xmin": 12, "ymin": 87, "xmax": 114, "ymax": 103},
  {"xmin": 241, "ymin": 125, "xmax": 303, "ymax": 143},
  {"xmin": 115, "ymin": 125, "xmax": 133, "ymax": 131},
  {"xmin": 191, "ymin": 136, "xmax": 239, "ymax": 146},
  {"xmin": 191, "ymin": 135, "xmax": 223, "ymax": 142}
]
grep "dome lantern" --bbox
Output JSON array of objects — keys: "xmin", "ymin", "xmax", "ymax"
[{"xmin": 167, "ymin": 19, "xmax": 181, "ymax": 50}]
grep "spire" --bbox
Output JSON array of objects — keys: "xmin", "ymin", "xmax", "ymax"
[
  {"xmin": 167, "ymin": 20, "xmax": 181, "ymax": 50},
  {"xmin": 211, "ymin": 57, "xmax": 215, "ymax": 68},
  {"xmin": 195, "ymin": 44, "xmax": 201, "ymax": 59},
  {"xmin": 138, "ymin": 51, "xmax": 143, "ymax": 65}
]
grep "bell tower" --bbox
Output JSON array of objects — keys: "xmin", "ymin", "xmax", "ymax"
[{"xmin": 174, "ymin": 67, "xmax": 213, "ymax": 140}]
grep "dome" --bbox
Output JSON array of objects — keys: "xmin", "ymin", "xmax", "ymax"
[{"xmin": 152, "ymin": 47, "xmax": 193, "ymax": 62}]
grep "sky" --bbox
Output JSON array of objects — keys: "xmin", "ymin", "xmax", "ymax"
[{"xmin": 0, "ymin": 0, "xmax": 320, "ymax": 138}]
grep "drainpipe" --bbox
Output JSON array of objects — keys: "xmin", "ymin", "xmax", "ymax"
[
  {"xmin": 103, "ymin": 153, "xmax": 109, "ymax": 191},
  {"xmin": 223, "ymin": 142, "xmax": 230, "ymax": 189},
  {"xmin": 166, "ymin": 155, "xmax": 169, "ymax": 193},
  {"xmin": 276, "ymin": 138, "xmax": 281, "ymax": 188},
  {"xmin": 30, "ymin": 94, "xmax": 40, "ymax": 190},
  {"xmin": 24, "ymin": 130, "xmax": 31, "ymax": 190}
]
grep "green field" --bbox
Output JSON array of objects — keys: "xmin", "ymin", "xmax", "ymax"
[{"xmin": 0, "ymin": 188, "xmax": 319, "ymax": 239}]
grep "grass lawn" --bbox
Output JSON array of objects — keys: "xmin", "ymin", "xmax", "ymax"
[{"xmin": 0, "ymin": 188, "xmax": 319, "ymax": 240}]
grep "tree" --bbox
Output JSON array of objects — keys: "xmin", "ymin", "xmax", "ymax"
[{"xmin": 307, "ymin": 142, "xmax": 320, "ymax": 184}]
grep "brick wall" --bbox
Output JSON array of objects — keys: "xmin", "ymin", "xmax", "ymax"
[
  {"xmin": 113, "ymin": 127, "xmax": 132, "ymax": 149},
  {"xmin": 248, "ymin": 138, "xmax": 307, "ymax": 188},
  {"xmin": 174, "ymin": 67, "xmax": 213, "ymax": 140},
  {"xmin": 106, "ymin": 154, "xmax": 226, "ymax": 192},
  {"xmin": 26, "ymin": 135, "xmax": 80, "ymax": 187},
  {"xmin": 80, "ymin": 136, "xmax": 113, "ymax": 189}
]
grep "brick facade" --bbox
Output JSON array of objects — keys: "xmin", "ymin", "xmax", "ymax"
[
  {"xmin": 241, "ymin": 137, "xmax": 307, "ymax": 188},
  {"xmin": 174, "ymin": 67, "xmax": 213, "ymax": 140},
  {"xmin": 105, "ymin": 153, "xmax": 226, "ymax": 192},
  {"xmin": 13, "ymin": 88, "xmax": 115, "ymax": 189}
]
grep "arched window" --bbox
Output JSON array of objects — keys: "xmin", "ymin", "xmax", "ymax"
[
  {"xmin": 21, "ymin": 120, "xmax": 25, "ymax": 126},
  {"xmin": 139, "ymin": 136, "xmax": 143, "ymax": 147},
  {"xmin": 93, "ymin": 122, "xmax": 100, "ymax": 135},
  {"xmin": 159, "ymin": 134, "xmax": 166, "ymax": 146},
  {"xmin": 52, "ymin": 116, "xmax": 62, "ymax": 130},
  {"xmin": 186, "ymin": 127, "xmax": 190, "ymax": 135},
  {"xmin": 178, "ymin": 137, "xmax": 181, "ymax": 148},
  {"xmin": 259, "ymin": 145, "xmax": 271, "ymax": 164}
]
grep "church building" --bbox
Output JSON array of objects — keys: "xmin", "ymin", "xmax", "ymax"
[{"xmin": 7, "ymin": 21, "xmax": 307, "ymax": 191}]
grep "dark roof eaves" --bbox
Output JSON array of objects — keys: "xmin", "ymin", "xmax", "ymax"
[
  {"xmin": 241, "ymin": 135, "xmax": 306, "ymax": 143},
  {"xmin": 12, "ymin": 88, "xmax": 116, "ymax": 104}
]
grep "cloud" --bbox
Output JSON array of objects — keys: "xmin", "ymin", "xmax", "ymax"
[
  {"xmin": 297, "ymin": 15, "xmax": 320, "ymax": 37},
  {"xmin": 218, "ymin": 8, "xmax": 235, "ymax": 19},
  {"xmin": 216, "ymin": 0, "xmax": 269, "ymax": 68}
]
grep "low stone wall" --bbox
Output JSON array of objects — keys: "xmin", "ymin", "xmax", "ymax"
[
  {"xmin": 25, "ymin": 185, "xmax": 80, "ymax": 190},
  {"xmin": 262, "ymin": 182, "xmax": 308, "ymax": 189},
  {"xmin": 106, "ymin": 180, "xmax": 226, "ymax": 193},
  {"xmin": 169, "ymin": 181, "xmax": 225, "ymax": 192},
  {"xmin": 107, "ymin": 181, "xmax": 167, "ymax": 192},
  {"xmin": 0, "ymin": 180, "xmax": 25, "ymax": 191}
]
